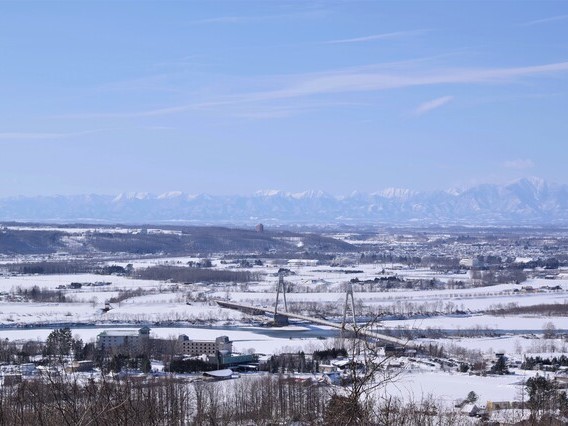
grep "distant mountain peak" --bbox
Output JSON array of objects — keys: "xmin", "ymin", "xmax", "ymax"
[
  {"xmin": 255, "ymin": 189, "xmax": 284, "ymax": 197},
  {"xmin": 1, "ymin": 177, "xmax": 566, "ymax": 225},
  {"xmin": 157, "ymin": 191, "xmax": 184, "ymax": 200},
  {"xmin": 519, "ymin": 176, "xmax": 546, "ymax": 185},
  {"xmin": 375, "ymin": 187, "xmax": 416, "ymax": 199},
  {"xmin": 112, "ymin": 192, "xmax": 150, "ymax": 202},
  {"xmin": 445, "ymin": 187, "xmax": 462, "ymax": 196},
  {"xmin": 508, "ymin": 176, "xmax": 548, "ymax": 191},
  {"xmin": 290, "ymin": 190, "xmax": 331, "ymax": 199}
]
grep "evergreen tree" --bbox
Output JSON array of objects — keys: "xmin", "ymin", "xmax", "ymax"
[
  {"xmin": 526, "ymin": 376, "xmax": 558, "ymax": 417},
  {"xmin": 45, "ymin": 328, "xmax": 73, "ymax": 359},
  {"xmin": 490, "ymin": 355, "xmax": 509, "ymax": 375},
  {"xmin": 140, "ymin": 355, "xmax": 151, "ymax": 373}
]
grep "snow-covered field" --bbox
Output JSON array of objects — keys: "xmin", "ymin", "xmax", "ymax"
[
  {"xmin": 0, "ymin": 273, "xmax": 166, "ymax": 291},
  {"xmin": 383, "ymin": 314, "xmax": 568, "ymax": 332},
  {"xmin": 0, "ymin": 259, "xmax": 566, "ymax": 333},
  {"xmin": 0, "ymin": 252, "xmax": 566, "ymax": 408},
  {"xmin": 421, "ymin": 336, "xmax": 568, "ymax": 357},
  {"xmin": 381, "ymin": 368, "xmax": 531, "ymax": 408}
]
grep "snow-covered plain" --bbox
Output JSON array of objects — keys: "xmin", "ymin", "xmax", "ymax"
[
  {"xmin": 1, "ymin": 260, "xmax": 567, "ymax": 333},
  {"xmin": 381, "ymin": 368, "xmax": 532, "ymax": 408},
  {"xmin": 0, "ymin": 254, "xmax": 567, "ymax": 407},
  {"xmin": 422, "ymin": 336, "xmax": 568, "ymax": 357}
]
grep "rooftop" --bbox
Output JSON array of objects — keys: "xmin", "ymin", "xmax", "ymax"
[{"xmin": 99, "ymin": 329, "xmax": 142, "ymax": 337}]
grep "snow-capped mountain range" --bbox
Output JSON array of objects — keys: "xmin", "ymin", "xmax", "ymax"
[{"xmin": 2, "ymin": 178, "xmax": 568, "ymax": 225}]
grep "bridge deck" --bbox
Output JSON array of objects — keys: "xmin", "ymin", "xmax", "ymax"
[{"xmin": 216, "ymin": 300, "xmax": 415, "ymax": 348}]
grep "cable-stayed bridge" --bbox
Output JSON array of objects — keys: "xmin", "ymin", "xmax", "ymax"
[{"xmin": 216, "ymin": 272, "xmax": 415, "ymax": 348}]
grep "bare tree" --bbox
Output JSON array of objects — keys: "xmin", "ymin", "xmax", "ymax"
[
  {"xmin": 324, "ymin": 316, "xmax": 404, "ymax": 425},
  {"xmin": 543, "ymin": 321, "xmax": 557, "ymax": 339}
]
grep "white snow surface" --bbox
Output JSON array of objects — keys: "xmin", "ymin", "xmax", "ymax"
[{"xmin": 0, "ymin": 255, "xmax": 566, "ymax": 407}]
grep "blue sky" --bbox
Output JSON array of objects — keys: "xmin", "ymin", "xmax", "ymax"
[{"xmin": 1, "ymin": 0, "xmax": 568, "ymax": 196}]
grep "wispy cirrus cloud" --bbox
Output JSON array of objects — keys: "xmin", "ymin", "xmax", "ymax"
[
  {"xmin": 323, "ymin": 30, "xmax": 427, "ymax": 45},
  {"xmin": 413, "ymin": 96, "xmax": 454, "ymax": 116},
  {"xmin": 0, "ymin": 130, "xmax": 105, "ymax": 140},
  {"xmin": 523, "ymin": 14, "xmax": 568, "ymax": 26},
  {"xmin": 53, "ymin": 101, "xmax": 236, "ymax": 119},
  {"xmin": 231, "ymin": 100, "xmax": 365, "ymax": 120},
  {"xmin": 0, "ymin": 132, "xmax": 68, "ymax": 140},
  {"xmin": 503, "ymin": 159, "xmax": 535, "ymax": 170},
  {"xmin": 59, "ymin": 60, "xmax": 568, "ymax": 119},
  {"xmin": 192, "ymin": 9, "xmax": 325, "ymax": 25},
  {"xmin": 97, "ymin": 73, "xmax": 182, "ymax": 93},
  {"xmin": 253, "ymin": 61, "xmax": 568, "ymax": 101},
  {"xmin": 192, "ymin": 15, "xmax": 265, "ymax": 24},
  {"xmin": 190, "ymin": 59, "xmax": 566, "ymax": 100}
]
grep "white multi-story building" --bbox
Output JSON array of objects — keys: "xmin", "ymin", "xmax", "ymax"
[
  {"xmin": 177, "ymin": 335, "xmax": 232, "ymax": 356},
  {"xmin": 97, "ymin": 326, "xmax": 150, "ymax": 351}
]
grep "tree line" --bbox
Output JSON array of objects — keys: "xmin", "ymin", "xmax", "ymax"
[{"xmin": 135, "ymin": 265, "xmax": 260, "ymax": 284}]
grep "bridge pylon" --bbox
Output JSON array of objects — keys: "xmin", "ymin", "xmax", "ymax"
[
  {"xmin": 341, "ymin": 282, "xmax": 357, "ymax": 335},
  {"xmin": 273, "ymin": 269, "xmax": 289, "ymax": 326}
]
